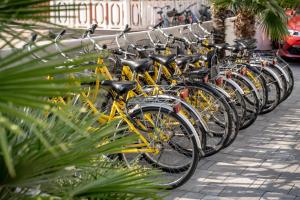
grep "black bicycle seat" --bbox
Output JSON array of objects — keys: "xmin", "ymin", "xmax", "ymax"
[
  {"xmin": 148, "ymin": 54, "xmax": 176, "ymax": 66},
  {"xmin": 101, "ymin": 80, "xmax": 136, "ymax": 95},
  {"xmin": 120, "ymin": 58, "xmax": 151, "ymax": 73}
]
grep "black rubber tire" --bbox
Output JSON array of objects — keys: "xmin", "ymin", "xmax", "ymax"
[
  {"xmin": 259, "ymin": 69, "xmax": 281, "ymax": 114},
  {"xmin": 279, "ymin": 63, "xmax": 294, "ymax": 101},
  {"xmin": 267, "ymin": 64, "xmax": 289, "ymax": 103},
  {"xmin": 243, "ymin": 64, "xmax": 268, "ymax": 110},
  {"xmin": 177, "ymin": 82, "xmax": 233, "ymax": 157},
  {"xmin": 123, "ymin": 105, "xmax": 200, "ymax": 189},
  {"xmin": 231, "ymin": 73, "xmax": 260, "ymax": 130}
]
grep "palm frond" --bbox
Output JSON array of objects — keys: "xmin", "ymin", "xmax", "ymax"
[
  {"xmin": 212, "ymin": 0, "xmax": 288, "ymax": 40},
  {"xmin": 0, "ymin": 1, "xmax": 165, "ymax": 199}
]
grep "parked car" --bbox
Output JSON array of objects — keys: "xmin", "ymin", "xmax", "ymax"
[{"xmin": 278, "ymin": 9, "xmax": 300, "ymax": 59}]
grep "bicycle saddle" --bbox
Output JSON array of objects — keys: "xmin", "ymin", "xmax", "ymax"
[
  {"xmin": 190, "ymin": 54, "xmax": 208, "ymax": 62},
  {"xmin": 120, "ymin": 58, "xmax": 151, "ymax": 73},
  {"xmin": 224, "ymin": 44, "xmax": 238, "ymax": 51},
  {"xmin": 214, "ymin": 43, "xmax": 228, "ymax": 50},
  {"xmin": 101, "ymin": 80, "xmax": 136, "ymax": 95},
  {"xmin": 201, "ymin": 43, "xmax": 226, "ymax": 50},
  {"xmin": 148, "ymin": 54, "xmax": 176, "ymax": 66},
  {"xmin": 175, "ymin": 56, "xmax": 191, "ymax": 66},
  {"xmin": 188, "ymin": 68, "xmax": 209, "ymax": 79}
]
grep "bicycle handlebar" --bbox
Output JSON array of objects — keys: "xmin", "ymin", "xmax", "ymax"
[
  {"xmin": 55, "ymin": 29, "xmax": 66, "ymax": 42},
  {"xmin": 152, "ymin": 21, "xmax": 163, "ymax": 30},
  {"xmin": 31, "ymin": 33, "xmax": 38, "ymax": 42},
  {"xmin": 118, "ymin": 24, "xmax": 131, "ymax": 38}
]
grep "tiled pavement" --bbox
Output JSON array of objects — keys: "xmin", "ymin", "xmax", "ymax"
[{"xmin": 167, "ymin": 62, "xmax": 300, "ymax": 200}]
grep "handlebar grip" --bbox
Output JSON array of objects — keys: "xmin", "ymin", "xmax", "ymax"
[
  {"xmin": 59, "ymin": 29, "xmax": 66, "ymax": 37},
  {"xmin": 89, "ymin": 24, "xmax": 98, "ymax": 34},
  {"xmin": 31, "ymin": 33, "xmax": 38, "ymax": 42},
  {"xmin": 112, "ymin": 49, "xmax": 123, "ymax": 55},
  {"xmin": 123, "ymin": 24, "xmax": 131, "ymax": 34},
  {"xmin": 153, "ymin": 21, "xmax": 163, "ymax": 29}
]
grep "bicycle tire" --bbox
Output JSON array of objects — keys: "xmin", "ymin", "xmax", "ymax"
[{"xmin": 122, "ymin": 105, "xmax": 200, "ymax": 189}]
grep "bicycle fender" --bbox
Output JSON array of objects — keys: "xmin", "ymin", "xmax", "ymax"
[
  {"xmin": 156, "ymin": 94, "xmax": 209, "ymax": 133},
  {"xmin": 130, "ymin": 103, "xmax": 203, "ymax": 150},
  {"xmin": 273, "ymin": 64, "xmax": 290, "ymax": 84},
  {"xmin": 252, "ymin": 64, "xmax": 283, "ymax": 91},
  {"xmin": 223, "ymin": 78, "xmax": 245, "ymax": 95},
  {"xmin": 231, "ymin": 72, "xmax": 260, "ymax": 97},
  {"xmin": 207, "ymin": 82, "xmax": 231, "ymax": 99}
]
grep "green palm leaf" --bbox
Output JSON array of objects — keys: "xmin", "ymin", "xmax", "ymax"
[
  {"xmin": 0, "ymin": 0, "xmax": 165, "ymax": 199},
  {"xmin": 212, "ymin": 0, "xmax": 289, "ymax": 40}
]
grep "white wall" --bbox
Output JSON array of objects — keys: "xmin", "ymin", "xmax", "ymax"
[{"xmin": 50, "ymin": 0, "xmax": 210, "ymax": 30}]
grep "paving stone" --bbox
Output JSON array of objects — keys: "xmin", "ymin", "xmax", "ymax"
[
  {"xmin": 202, "ymin": 172, "xmax": 228, "ymax": 184},
  {"xmin": 258, "ymin": 178, "xmax": 294, "ymax": 194},
  {"xmin": 201, "ymin": 195, "xmax": 239, "ymax": 200},
  {"xmin": 249, "ymin": 178, "xmax": 266, "ymax": 189},
  {"xmin": 260, "ymin": 192, "xmax": 296, "ymax": 200},
  {"xmin": 222, "ymin": 175, "xmax": 256, "ymax": 188},
  {"xmin": 208, "ymin": 163, "xmax": 247, "ymax": 175},
  {"xmin": 177, "ymin": 179, "xmax": 206, "ymax": 193},
  {"xmin": 219, "ymin": 187, "xmax": 264, "ymax": 199},
  {"xmin": 197, "ymin": 160, "xmax": 216, "ymax": 170},
  {"xmin": 289, "ymin": 184, "xmax": 300, "ymax": 197},
  {"xmin": 165, "ymin": 191, "xmax": 187, "ymax": 200},
  {"xmin": 190, "ymin": 169, "xmax": 212, "ymax": 182},
  {"xmin": 198, "ymin": 183, "xmax": 225, "ymax": 196},
  {"xmin": 241, "ymin": 166, "xmax": 281, "ymax": 179},
  {"xmin": 178, "ymin": 192, "xmax": 206, "ymax": 200}
]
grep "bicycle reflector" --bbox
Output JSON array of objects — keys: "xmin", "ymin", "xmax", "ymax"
[
  {"xmin": 203, "ymin": 74, "xmax": 209, "ymax": 83},
  {"xmin": 261, "ymin": 60, "xmax": 268, "ymax": 67},
  {"xmin": 272, "ymin": 59, "xmax": 277, "ymax": 65},
  {"xmin": 173, "ymin": 102, "xmax": 182, "ymax": 113},
  {"xmin": 215, "ymin": 77, "xmax": 223, "ymax": 86},
  {"xmin": 240, "ymin": 67, "xmax": 248, "ymax": 75},
  {"xmin": 180, "ymin": 88, "xmax": 189, "ymax": 99},
  {"xmin": 226, "ymin": 70, "xmax": 232, "ymax": 79}
]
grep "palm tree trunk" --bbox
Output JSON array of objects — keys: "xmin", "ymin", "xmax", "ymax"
[
  {"xmin": 212, "ymin": 4, "xmax": 227, "ymax": 57},
  {"xmin": 234, "ymin": 9, "xmax": 256, "ymax": 39},
  {"xmin": 212, "ymin": 5, "xmax": 226, "ymax": 44}
]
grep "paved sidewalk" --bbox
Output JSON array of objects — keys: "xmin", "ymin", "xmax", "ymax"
[{"xmin": 168, "ymin": 62, "xmax": 300, "ymax": 200}]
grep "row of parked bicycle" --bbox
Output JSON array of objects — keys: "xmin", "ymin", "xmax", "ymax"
[
  {"xmin": 154, "ymin": 3, "xmax": 233, "ymax": 27},
  {"xmin": 24, "ymin": 21, "xmax": 294, "ymax": 190}
]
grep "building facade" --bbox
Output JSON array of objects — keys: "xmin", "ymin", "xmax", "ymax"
[{"xmin": 50, "ymin": 0, "xmax": 209, "ymax": 30}]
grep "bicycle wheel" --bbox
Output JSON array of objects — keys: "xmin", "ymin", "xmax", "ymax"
[
  {"xmin": 267, "ymin": 64, "xmax": 289, "ymax": 103},
  {"xmin": 258, "ymin": 55, "xmax": 294, "ymax": 101},
  {"xmin": 176, "ymin": 82, "xmax": 233, "ymax": 157},
  {"xmin": 137, "ymin": 93, "xmax": 208, "ymax": 154},
  {"xmin": 222, "ymin": 78, "xmax": 247, "ymax": 125},
  {"xmin": 213, "ymin": 84, "xmax": 240, "ymax": 148},
  {"xmin": 121, "ymin": 105, "xmax": 200, "ymax": 189},
  {"xmin": 274, "ymin": 62, "xmax": 294, "ymax": 101},
  {"xmin": 259, "ymin": 68, "xmax": 281, "ymax": 114},
  {"xmin": 231, "ymin": 72, "xmax": 260, "ymax": 129},
  {"xmin": 241, "ymin": 64, "xmax": 268, "ymax": 110}
]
